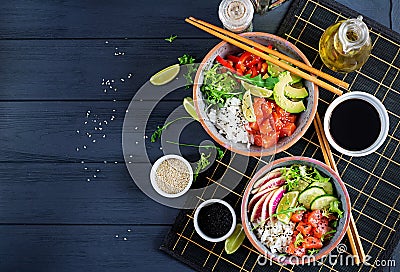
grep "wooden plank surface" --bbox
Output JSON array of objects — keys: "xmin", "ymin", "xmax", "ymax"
[
  {"xmin": 0, "ymin": 225, "xmax": 188, "ymax": 272},
  {"xmin": 0, "ymin": 0, "xmax": 398, "ymax": 271}
]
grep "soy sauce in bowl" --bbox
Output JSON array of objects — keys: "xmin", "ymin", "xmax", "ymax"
[
  {"xmin": 324, "ymin": 91, "xmax": 389, "ymax": 157},
  {"xmin": 329, "ymin": 99, "xmax": 380, "ymax": 151}
]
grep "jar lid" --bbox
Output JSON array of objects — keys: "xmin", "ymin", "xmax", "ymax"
[{"xmin": 219, "ymin": 0, "xmax": 254, "ymax": 33}]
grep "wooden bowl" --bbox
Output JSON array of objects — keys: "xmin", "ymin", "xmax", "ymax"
[
  {"xmin": 241, "ymin": 156, "xmax": 351, "ymax": 265},
  {"xmin": 193, "ymin": 32, "xmax": 318, "ymax": 156}
]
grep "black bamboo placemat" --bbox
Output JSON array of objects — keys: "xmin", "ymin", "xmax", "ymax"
[{"xmin": 161, "ymin": 0, "xmax": 400, "ymax": 271}]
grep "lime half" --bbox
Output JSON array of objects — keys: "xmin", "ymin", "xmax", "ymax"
[
  {"xmin": 225, "ymin": 224, "xmax": 246, "ymax": 254},
  {"xmin": 183, "ymin": 97, "xmax": 199, "ymax": 121},
  {"xmin": 241, "ymin": 80, "xmax": 273, "ymax": 98},
  {"xmin": 276, "ymin": 191, "xmax": 299, "ymax": 224},
  {"xmin": 150, "ymin": 64, "xmax": 180, "ymax": 86},
  {"xmin": 241, "ymin": 90, "xmax": 256, "ymax": 122}
]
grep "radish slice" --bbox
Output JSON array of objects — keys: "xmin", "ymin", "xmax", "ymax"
[
  {"xmin": 260, "ymin": 188, "xmax": 277, "ymax": 223},
  {"xmin": 257, "ymin": 176, "xmax": 286, "ymax": 193},
  {"xmin": 250, "ymin": 192, "xmax": 271, "ymax": 222},
  {"xmin": 252, "ymin": 167, "xmax": 284, "ymax": 191},
  {"xmin": 268, "ymin": 187, "xmax": 286, "ymax": 217},
  {"xmin": 248, "ymin": 186, "xmax": 278, "ymax": 212}
]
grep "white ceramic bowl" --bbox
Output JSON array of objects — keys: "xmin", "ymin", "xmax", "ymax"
[
  {"xmin": 150, "ymin": 154, "xmax": 193, "ymax": 198},
  {"xmin": 324, "ymin": 91, "xmax": 389, "ymax": 156},
  {"xmin": 193, "ymin": 199, "xmax": 236, "ymax": 243}
]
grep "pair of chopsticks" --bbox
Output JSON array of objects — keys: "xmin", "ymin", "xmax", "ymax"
[
  {"xmin": 185, "ymin": 17, "xmax": 349, "ymax": 95},
  {"xmin": 314, "ymin": 113, "xmax": 366, "ymax": 264}
]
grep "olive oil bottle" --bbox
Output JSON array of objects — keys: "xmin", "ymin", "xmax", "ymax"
[{"xmin": 319, "ymin": 16, "xmax": 371, "ymax": 73}]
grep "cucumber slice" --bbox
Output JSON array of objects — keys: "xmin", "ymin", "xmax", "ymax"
[
  {"xmin": 310, "ymin": 195, "xmax": 338, "ymax": 210},
  {"xmin": 298, "ymin": 187, "xmax": 326, "ymax": 209},
  {"xmin": 309, "ymin": 181, "xmax": 334, "ymax": 195}
]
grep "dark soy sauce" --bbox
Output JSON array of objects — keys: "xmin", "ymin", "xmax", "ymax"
[{"xmin": 329, "ymin": 99, "xmax": 381, "ymax": 151}]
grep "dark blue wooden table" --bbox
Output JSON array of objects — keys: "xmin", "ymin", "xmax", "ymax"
[{"xmin": 0, "ymin": 1, "xmax": 398, "ymax": 271}]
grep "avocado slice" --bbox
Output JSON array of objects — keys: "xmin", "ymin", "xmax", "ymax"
[
  {"xmin": 289, "ymin": 72, "xmax": 302, "ymax": 84},
  {"xmin": 273, "ymin": 72, "xmax": 306, "ymax": 113},
  {"xmin": 284, "ymin": 85, "xmax": 309, "ymax": 99}
]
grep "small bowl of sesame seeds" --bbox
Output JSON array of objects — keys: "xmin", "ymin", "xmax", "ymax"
[{"xmin": 150, "ymin": 154, "xmax": 193, "ymax": 198}]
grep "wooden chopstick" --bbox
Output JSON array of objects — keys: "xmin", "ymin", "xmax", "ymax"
[
  {"xmin": 188, "ymin": 17, "xmax": 349, "ymax": 90},
  {"xmin": 313, "ymin": 112, "xmax": 366, "ymax": 264},
  {"xmin": 185, "ymin": 17, "xmax": 344, "ymax": 96}
]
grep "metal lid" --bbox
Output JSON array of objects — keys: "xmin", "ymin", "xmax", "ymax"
[{"xmin": 219, "ymin": 0, "xmax": 254, "ymax": 33}]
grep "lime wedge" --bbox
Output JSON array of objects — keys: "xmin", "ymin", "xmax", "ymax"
[
  {"xmin": 276, "ymin": 191, "xmax": 299, "ymax": 224},
  {"xmin": 241, "ymin": 90, "xmax": 256, "ymax": 122},
  {"xmin": 183, "ymin": 97, "xmax": 199, "ymax": 121},
  {"xmin": 225, "ymin": 224, "xmax": 246, "ymax": 254},
  {"xmin": 241, "ymin": 80, "xmax": 273, "ymax": 98},
  {"xmin": 150, "ymin": 64, "xmax": 180, "ymax": 86}
]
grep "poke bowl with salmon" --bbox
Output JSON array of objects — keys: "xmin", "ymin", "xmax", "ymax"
[
  {"xmin": 193, "ymin": 33, "xmax": 318, "ymax": 156},
  {"xmin": 241, "ymin": 156, "xmax": 350, "ymax": 264}
]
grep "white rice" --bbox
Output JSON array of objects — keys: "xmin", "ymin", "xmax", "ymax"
[
  {"xmin": 208, "ymin": 97, "xmax": 250, "ymax": 145},
  {"xmin": 254, "ymin": 218, "xmax": 295, "ymax": 254}
]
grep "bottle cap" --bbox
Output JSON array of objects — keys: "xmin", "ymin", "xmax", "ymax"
[{"xmin": 219, "ymin": 0, "xmax": 254, "ymax": 33}]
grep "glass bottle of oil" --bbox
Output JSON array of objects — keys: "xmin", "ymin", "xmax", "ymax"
[{"xmin": 319, "ymin": 16, "xmax": 371, "ymax": 73}]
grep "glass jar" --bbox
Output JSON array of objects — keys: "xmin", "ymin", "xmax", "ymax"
[
  {"xmin": 218, "ymin": 0, "xmax": 254, "ymax": 33},
  {"xmin": 319, "ymin": 16, "xmax": 371, "ymax": 73}
]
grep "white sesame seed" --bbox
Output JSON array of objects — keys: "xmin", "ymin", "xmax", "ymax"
[
  {"xmin": 127, "ymin": 229, "xmax": 131, "ymax": 232},
  {"xmin": 104, "ymin": 161, "xmax": 107, "ymax": 164},
  {"xmin": 135, "ymin": 141, "xmax": 139, "ymax": 144},
  {"xmin": 114, "ymin": 161, "xmax": 118, "ymax": 164},
  {"xmin": 84, "ymin": 121, "xmax": 88, "ymax": 124},
  {"xmin": 95, "ymin": 127, "xmax": 98, "ymax": 130},
  {"xmin": 129, "ymin": 155, "xmax": 133, "ymax": 158},
  {"xmin": 121, "ymin": 78, "xmax": 125, "ymax": 82},
  {"xmin": 76, "ymin": 130, "xmax": 80, "ymax": 134},
  {"xmin": 81, "ymin": 161, "xmax": 85, "ymax": 164},
  {"xmin": 135, "ymin": 127, "xmax": 138, "ymax": 130},
  {"xmin": 111, "ymin": 80, "xmax": 114, "ymax": 83},
  {"xmin": 87, "ymin": 178, "xmax": 91, "ymax": 182},
  {"xmin": 84, "ymin": 167, "xmax": 88, "ymax": 170},
  {"xmin": 102, "ymin": 134, "xmax": 106, "ymax": 138},
  {"xmin": 160, "ymin": 147, "xmax": 163, "ymax": 150},
  {"xmin": 83, "ymin": 145, "xmax": 87, "ymax": 149},
  {"xmin": 115, "ymin": 234, "xmax": 118, "ymax": 238},
  {"xmin": 92, "ymin": 140, "xmax": 96, "ymax": 143},
  {"xmin": 112, "ymin": 109, "xmax": 116, "ymax": 112},
  {"xmin": 128, "ymin": 161, "xmax": 132, "ymax": 164},
  {"xmin": 113, "ymin": 99, "xmax": 116, "ymax": 102},
  {"xmin": 105, "ymin": 41, "xmax": 108, "ymax": 44},
  {"xmin": 126, "ymin": 109, "xmax": 129, "ymax": 113},
  {"xmin": 123, "ymin": 238, "xmax": 127, "ymax": 241},
  {"xmin": 93, "ymin": 175, "xmax": 96, "ymax": 178},
  {"xmin": 76, "ymin": 148, "xmax": 79, "ymax": 151},
  {"xmin": 96, "ymin": 169, "xmax": 100, "ymax": 172}
]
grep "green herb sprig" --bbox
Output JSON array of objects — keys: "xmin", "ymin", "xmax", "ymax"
[
  {"xmin": 165, "ymin": 35, "xmax": 177, "ymax": 43},
  {"xmin": 166, "ymin": 141, "xmax": 224, "ymax": 160},
  {"xmin": 294, "ymin": 233, "xmax": 304, "ymax": 247},
  {"xmin": 178, "ymin": 54, "xmax": 195, "ymax": 65},
  {"xmin": 321, "ymin": 229, "xmax": 336, "ymax": 242},
  {"xmin": 150, "ymin": 116, "xmax": 193, "ymax": 143},
  {"xmin": 193, "ymin": 153, "xmax": 211, "ymax": 181},
  {"xmin": 201, "ymin": 64, "xmax": 242, "ymax": 108},
  {"xmin": 308, "ymin": 249, "xmax": 320, "ymax": 255},
  {"xmin": 233, "ymin": 73, "xmax": 279, "ymax": 89}
]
